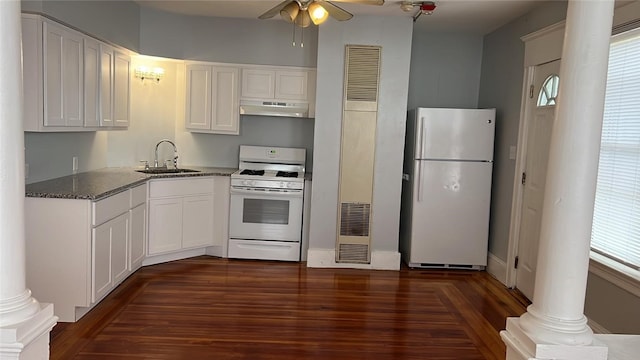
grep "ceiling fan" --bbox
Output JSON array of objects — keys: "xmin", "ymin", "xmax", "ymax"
[{"xmin": 259, "ymin": 0, "xmax": 385, "ymax": 28}]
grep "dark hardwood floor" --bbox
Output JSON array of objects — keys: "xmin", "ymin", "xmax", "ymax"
[{"xmin": 50, "ymin": 257, "xmax": 528, "ymax": 359}]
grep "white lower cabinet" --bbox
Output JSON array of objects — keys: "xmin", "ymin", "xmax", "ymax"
[
  {"xmin": 130, "ymin": 203, "xmax": 147, "ymax": 270},
  {"xmin": 147, "ymin": 177, "xmax": 218, "ymax": 256},
  {"xmin": 25, "ymin": 183, "xmax": 147, "ymax": 322},
  {"xmin": 148, "ymin": 198, "xmax": 184, "ymax": 254},
  {"xmin": 92, "ymin": 212, "xmax": 129, "ymax": 303}
]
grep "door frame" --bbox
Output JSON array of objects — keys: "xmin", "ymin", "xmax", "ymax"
[{"xmin": 504, "ymin": 22, "xmax": 565, "ymax": 289}]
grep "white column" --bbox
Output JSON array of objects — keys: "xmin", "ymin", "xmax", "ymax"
[
  {"xmin": 501, "ymin": 0, "xmax": 615, "ymax": 359},
  {"xmin": 0, "ymin": 1, "xmax": 57, "ymax": 359}
]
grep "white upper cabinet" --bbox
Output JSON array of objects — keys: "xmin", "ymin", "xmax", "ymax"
[
  {"xmin": 99, "ymin": 43, "xmax": 114, "ymax": 127},
  {"xmin": 43, "ymin": 20, "xmax": 84, "ymax": 128},
  {"xmin": 241, "ymin": 68, "xmax": 309, "ymax": 101},
  {"xmin": 275, "ymin": 70, "xmax": 308, "ymax": 100},
  {"xmin": 185, "ymin": 63, "xmax": 240, "ymax": 135},
  {"xmin": 241, "ymin": 69, "xmax": 276, "ymax": 99},
  {"xmin": 113, "ymin": 50, "xmax": 131, "ymax": 128},
  {"xmin": 84, "ymin": 37, "xmax": 100, "ymax": 127},
  {"xmin": 22, "ymin": 14, "xmax": 131, "ymax": 132}
]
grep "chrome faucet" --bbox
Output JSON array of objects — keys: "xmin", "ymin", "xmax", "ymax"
[{"xmin": 154, "ymin": 139, "xmax": 178, "ymax": 169}]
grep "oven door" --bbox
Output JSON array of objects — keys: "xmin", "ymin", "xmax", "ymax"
[{"xmin": 229, "ymin": 187, "xmax": 303, "ymax": 242}]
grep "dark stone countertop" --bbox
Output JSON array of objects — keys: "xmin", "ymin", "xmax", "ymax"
[{"xmin": 25, "ymin": 166, "xmax": 237, "ymax": 201}]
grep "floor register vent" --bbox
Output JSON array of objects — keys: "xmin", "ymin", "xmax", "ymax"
[{"xmin": 336, "ymin": 45, "xmax": 381, "ymax": 264}]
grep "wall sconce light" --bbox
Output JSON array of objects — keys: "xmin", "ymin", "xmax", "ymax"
[{"xmin": 134, "ymin": 66, "xmax": 164, "ymax": 82}]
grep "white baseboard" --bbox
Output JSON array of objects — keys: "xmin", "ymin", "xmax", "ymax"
[
  {"xmin": 487, "ymin": 252, "xmax": 508, "ymax": 285},
  {"xmin": 307, "ymin": 249, "xmax": 401, "ymax": 270},
  {"xmin": 142, "ymin": 248, "xmax": 207, "ymax": 266},
  {"xmin": 588, "ymin": 317, "xmax": 611, "ymax": 334}
]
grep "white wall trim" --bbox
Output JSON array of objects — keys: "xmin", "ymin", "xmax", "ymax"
[
  {"xmin": 307, "ymin": 248, "xmax": 401, "ymax": 270},
  {"xmin": 487, "ymin": 252, "xmax": 508, "ymax": 285},
  {"xmin": 589, "ymin": 252, "xmax": 640, "ymax": 298},
  {"xmin": 505, "ymin": 67, "xmax": 534, "ymax": 289},
  {"xmin": 588, "ymin": 317, "xmax": 611, "ymax": 335}
]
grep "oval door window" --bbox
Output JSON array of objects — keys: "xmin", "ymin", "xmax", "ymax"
[{"xmin": 537, "ymin": 74, "xmax": 560, "ymax": 107}]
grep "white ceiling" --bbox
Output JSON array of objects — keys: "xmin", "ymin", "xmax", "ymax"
[{"xmin": 134, "ymin": 0, "xmax": 543, "ymax": 34}]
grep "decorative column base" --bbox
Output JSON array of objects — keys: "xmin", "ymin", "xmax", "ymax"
[
  {"xmin": 0, "ymin": 303, "xmax": 57, "ymax": 360},
  {"xmin": 501, "ymin": 318, "xmax": 609, "ymax": 360}
]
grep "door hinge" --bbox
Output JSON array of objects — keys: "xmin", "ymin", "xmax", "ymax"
[
  {"xmin": 514, "ymin": 256, "xmax": 519, "ymax": 269},
  {"xmin": 521, "ymin": 172, "xmax": 526, "ymax": 185},
  {"xmin": 529, "ymin": 85, "xmax": 534, "ymax": 99}
]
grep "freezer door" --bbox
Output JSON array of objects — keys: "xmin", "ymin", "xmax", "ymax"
[
  {"xmin": 409, "ymin": 160, "xmax": 492, "ymax": 266},
  {"xmin": 415, "ymin": 108, "xmax": 495, "ymax": 161}
]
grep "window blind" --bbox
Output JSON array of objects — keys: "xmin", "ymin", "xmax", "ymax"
[{"xmin": 591, "ymin": 27, "xmax": 640, "ymax": 270}]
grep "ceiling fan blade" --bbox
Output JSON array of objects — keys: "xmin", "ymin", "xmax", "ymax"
[
  {"xmin": 328, "ymin": 0, "xmax": 384, "ymax": 5},
  {"xmin": 317, "ymin": 1, "xmax": 353, "ymax": 21},
  {"xmin": 258, "ymin": 0, "xmax": 294, "ymax": 19}
]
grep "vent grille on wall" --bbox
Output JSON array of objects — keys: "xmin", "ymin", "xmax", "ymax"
[
  {"xmin": 340, "ymin": 203, "xmax": 370, "ymax": 237},
  {"xmin": 336, "ymin": 45, "xmax": 381, "ymax": 264},
  {"xmin": 345, "ymin": 46, "xmax": 381, "ymax": 102}
]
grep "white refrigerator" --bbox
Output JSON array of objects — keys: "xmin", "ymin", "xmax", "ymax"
[{"xmin": 400, "ymin": 107, "xmax": 496, "ymax": 269}]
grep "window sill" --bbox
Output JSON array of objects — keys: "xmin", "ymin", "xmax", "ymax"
[{"xmin": 589, "ymin": 251, "xmax": 640, "ymax": 298}]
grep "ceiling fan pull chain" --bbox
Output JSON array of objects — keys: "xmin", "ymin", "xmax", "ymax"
[
  {"xmin": 301, "ymin": 26, "xmax": 304, "ymax": 48},
  {"xmin": 292, "ymin": 21, "xmax": 296, "ymax": 47}
]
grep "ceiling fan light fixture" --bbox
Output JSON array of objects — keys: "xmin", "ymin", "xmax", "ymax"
[
  {"xmin": 308, "ymin": 2, "xmax": 329, "ymax": 25},
  {"xmin": 280, "ymin": 1, "xmax": 299, "ymax": 23},
  {"xmin": 295, "ymin": 9, "xmax": 312, "ymax": 28}
]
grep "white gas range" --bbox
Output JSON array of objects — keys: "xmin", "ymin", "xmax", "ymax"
[{"xmin": 228, "ymin": 145, "xmax": 306, "ymax": 261}]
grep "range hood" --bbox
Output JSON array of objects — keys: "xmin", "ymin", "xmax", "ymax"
[{"xmin": 239, "ymin": 99, "xmax": 309, "ymax": 118}]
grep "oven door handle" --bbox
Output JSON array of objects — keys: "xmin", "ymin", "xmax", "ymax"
[{"xmin": 230, "ymin": 187, "xmax": 303, "ymax": 197}]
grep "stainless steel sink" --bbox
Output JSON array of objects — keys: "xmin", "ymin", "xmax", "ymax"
[{"xmin": 136, "ymin": 168, "xmax": 200, "ymax": 174}]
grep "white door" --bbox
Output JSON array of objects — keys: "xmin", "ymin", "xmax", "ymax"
[{"xmin": 515, "ymin": 60, "xmax": 560, "ymax": 300}]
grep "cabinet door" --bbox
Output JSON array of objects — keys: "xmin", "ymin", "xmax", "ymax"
[
  {"xmin": 84, "ymin": 38, "xmax": 100, "ymax": 127},
  {"xmin": 148, "ymin": 198, "xmax": 183, "ymax": 255},
  {"xmin": 113, "ymin": 50, "xmax": 131, "ymax": 127},
  {"xmin": 275, "ymin": 70, "xmax": 308, "ymax": 100},
  {"xmin": 43, "ymin": 21, "xmax": 83, "ymax": 127},
  {"xmin": 100, "ymin": 43, "xmax": 114, "ymax": 127},
  {"xmin": 185, "ymin": 65, "xmax": 212, "ymax": 130},
  {"xmin": 182, "ymin": 194, "xmax": 214, "ymax": 249},
  {"xmin": 111, "ymin": 213, "xmax": 129, "ymax": 285},
  {"xmin": 129, "ymin": 204, "xmax": 146, "ymax": 271},
  {"xmin": 241, "ymin": 69, "xmax": 275, "ymax": 99},
  {"xmin": 211, "ymin": 66, "xmax": 240, "ymax": 134},
  {"xmin": 92, "ymin": 222, "xmax": 112, "ymax": 303}
]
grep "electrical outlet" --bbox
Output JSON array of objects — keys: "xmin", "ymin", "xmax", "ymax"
[{"xmin": 72, "ymin": 156, "xmax": 78, "ymax": 174}]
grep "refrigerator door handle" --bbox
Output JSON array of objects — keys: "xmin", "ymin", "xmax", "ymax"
[
  {"xmin": 417, "ymin": 160, "xmax": 424, "ymax": 202},
  {"xmin": 417, "ymin": 116, "xmax": 425, "ymax": 159}
]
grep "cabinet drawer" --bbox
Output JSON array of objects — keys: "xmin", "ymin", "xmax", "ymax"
[
  {"xmin": 93, "ymin": 190, "xmax": 130, "ymax": 226},
  {"xmin": 130, "ymin": 184, "xmax": 147, "ymax": 207},
  {"xmin": 149, "ymin": 177, "xmax": 214, "ymax": 198}
]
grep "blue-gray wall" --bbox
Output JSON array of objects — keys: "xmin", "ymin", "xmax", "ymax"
[
  {"xmin": 22, "ymin": 0, "xmax": 140, "ymax": 51},
  {"xmin": 478, "ymin": 1, "xmax": 568, "ymax": 260},
  {"xmin": 139, "ymin": 7, "xmax": 317, "ymax": 67},
  {"xmin": 408, "ymin": 31, "xmax": 484, "ymax": 109}
]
